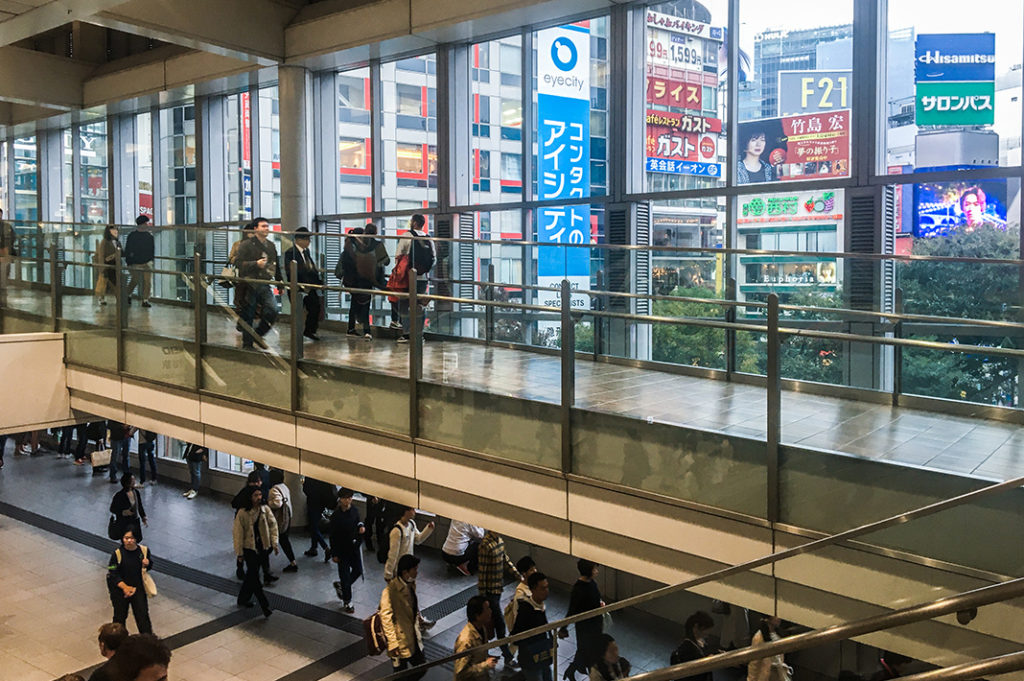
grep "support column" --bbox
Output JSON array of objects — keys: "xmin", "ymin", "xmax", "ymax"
[{"xmin": 278, "ymin": 65, "xmax": 312, "ymax": 231}]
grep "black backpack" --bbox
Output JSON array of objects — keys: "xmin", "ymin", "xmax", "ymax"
[{"xmin": 411, "ymin": 235, "xmax": 434, "ymax": 274}]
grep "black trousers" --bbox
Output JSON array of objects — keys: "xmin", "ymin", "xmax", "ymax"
[
  {"xmin": 335, "ymin": 553, "xmax": 363, "ymax": 603},
  {"xmin": 484, "ymin": 592, "xmax": 513, "ymax": 661},
  {"xmin": 279, "ymin": 528, "xmax": 296, "ymax": 563},
  {"xmin": 111, "ymin": 589, "xmax": 152, "ymax": 634},
  {"xmin": 347, "ymin": 294, "xmax": 371, "ymax": 333},
  {"xmin": 238, "ymin": 549, "xmax": 270, "ymax": 610},
  {"xmin": 392, "ymin": 647, "xmax": 427, "ymax": 681},
  {"xmin": 301, "ymin": 290, "xmax": 320, "ymax": 335}
]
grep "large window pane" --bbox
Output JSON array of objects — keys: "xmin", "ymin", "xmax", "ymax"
[
  {"xmin": 135, "ymin": 112, "xmax": 153, "ymax": 221},
  {"xmin": 62, "ymin": 129, "xmax": 73, "ymax": 222},
  {"xmin": 79, "ymin": 121, "xmax": 108, "ymax": 225},
  {"xmin": 472, "ymin": 36, "xmax": 523, "ymax": 204},
  {"xmin": 159, "ymin": 102, "xmax": 196, "ymax": 224},
  {"xmin": 13, "ymin": 136, "xmax": 37, "ymax": 223},
  {"xmin": 224, "ymin": 93, "xmax": 252, "ymax": 221},
  {"xmin": 257, "ymin": 86, "xmax": 280, "ymax": 217},
  {"xmin": 338, "ymin": 68, "xmax": 372, "ymax": 213},
  {"xmin": 644, "ymin": 1, "xmax": 727, "ymax": 191},
  {"xmin": 884, "ymin": 1, "xmax": 1022, "ymax": 172},
  {"xmin": 382, "ymin": 55, "xmax": 437, "ymax": 210},
  {"xmin": 737, "ymin": 2, "xmax": 853, "ymax": 185}
]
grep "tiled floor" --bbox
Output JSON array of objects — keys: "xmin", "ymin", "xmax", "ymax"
[
  {"xmin": 0, "ymin": 450, "xmax": 681, "ymax": 681},
  {"xmin": 6, "ymin": 288, "xmax": 1024, "ymax": 481}
]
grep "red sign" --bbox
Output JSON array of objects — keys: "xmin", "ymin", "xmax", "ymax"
[
  {"xmin": 645, "ymin": 117, "xmax": 718, "ymax": 164},
  {"xmin": 241, "ymin": 92, "xmax": 251, "ymax": 171},
  {"xmin": 646, "ymin": 76, "xmax": 702, "ymax": 111},
  {"xmin": 737, "ymin": 110, "xmax": 851, "ymax": 182},
  {"xmin": 645, "ymin": 109, "xmax": 721, "ymax": 134}
]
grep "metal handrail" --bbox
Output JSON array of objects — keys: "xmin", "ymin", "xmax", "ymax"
[
  {"xmin": 620, "ymin": 579, "xmax": 1024, "ymax": 681},
  {"xmin": 373, "ymin": 472, "xmax": 1024, "ymax": 681},
  {"xmin": 889, "ymin": 652, "xmax": 1024, "ymax": 681}
]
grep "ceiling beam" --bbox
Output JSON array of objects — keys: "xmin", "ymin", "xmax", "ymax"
[
  {"xmin": 0, "ymin": 0, "xmax": 133, "ymax": 48},
  {"xmin": 0, "ymin": 45, "xmax": 95, "ymax": 110},
  {"xmin": 87, "ymin": 0, "xmax": 299, "ymax": 66}
]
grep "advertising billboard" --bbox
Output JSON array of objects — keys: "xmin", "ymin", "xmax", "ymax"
[
  {"xmin": 914, "ymin": 33, "xmax": 995, "ymax": 126},
  {"xmin": 777, "ymin": 70, "xmax": 851, "ymax": 116},
  {"xmin": 536, "ymin": 24, "xmax": 591, "ymax": 306},
  {"xmin": 645, "ymin": 109, "xmax": 720, "ymax": 177},
  {"xmin": 912, "ymin": 178, "xmax": 1007, "ymax": 237},
  {"xmin": 646, "ymin": 76, "xmax": 702, "ymax": 111},
  {"xmin": 736, "ymin": 110, "xmax": 850, "ymax": 184}
]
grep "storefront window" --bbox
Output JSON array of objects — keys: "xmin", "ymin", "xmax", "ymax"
[
  {"xmin": 79, "ymin": 121, "xmax": 108, "ymax": 224},
  {"xmin": 736, "ymin": 0, "xmax": 853, "ymax": 185}
]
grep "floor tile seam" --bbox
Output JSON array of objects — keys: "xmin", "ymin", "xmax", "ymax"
[{"xmin": 0, "ymin": 500, "xmax": 363, "ymax": 635}]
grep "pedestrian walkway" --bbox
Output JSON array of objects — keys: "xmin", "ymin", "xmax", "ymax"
[
  {"xmin": 7, "ymin": 287, "xmax": 1024, "ymax": 482},
  {"xmin": 0, "ymin": 445, "xmax": 679, "ymax": 681}
]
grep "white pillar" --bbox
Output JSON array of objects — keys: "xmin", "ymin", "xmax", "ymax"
[{"xmin": 277, "ymin": 65, "xmax": 312, "ymax": 230}]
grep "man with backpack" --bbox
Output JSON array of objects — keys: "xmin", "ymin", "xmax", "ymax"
[
  {"xmin": 393, "ymin": 214, "xmax": 435, "ymax": 343},
  {"xmin": 338, "ymin": 223, "xmax": 382, "ymax": 339}
]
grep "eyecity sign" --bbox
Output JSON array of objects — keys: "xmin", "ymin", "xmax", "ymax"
[{"xmin": 914, "ymin": 33, "xmax": 995, "ymax": 126}]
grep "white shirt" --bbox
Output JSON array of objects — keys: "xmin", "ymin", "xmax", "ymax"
[{"xmin": 442, "ymin": 521, "xmax": 485, "ymax": 556}]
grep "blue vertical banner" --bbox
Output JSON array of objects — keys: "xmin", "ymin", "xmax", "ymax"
[{"xmin": 537, "ymin": 24, "xmax": 590, "ymax": 307}]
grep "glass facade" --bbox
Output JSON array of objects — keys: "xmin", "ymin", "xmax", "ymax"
[
  {"xmin": 159, "ymin": 102, "xmax": 197, "ymax": 224},
  {"xmin": 13, "ymin": 137, "xmax": 37, "ymax": 223},
  {"xmin": 79, "ymin": 121, "xmax": 108, "ymax": 224}
]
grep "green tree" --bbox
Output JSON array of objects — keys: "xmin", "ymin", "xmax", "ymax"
[{"xmin": 898, "ymin": 225, "xmax": 1020, "ymax": 405}]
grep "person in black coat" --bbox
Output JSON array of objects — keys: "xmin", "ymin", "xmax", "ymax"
[
  {"xmin": 303, "ymin": 476, "xmax": 335, "ymax": 559},
  {"xmin": 329, "ymin": 488, "xmax": 365, "ymax": 612},
  {"xmin": 106, "ymin": 528, "xmax": 154, "ymax": 634},
  {"xmin": 283, "ymin": 226, "xmax": 324, "ymax": 340},
  {"xmin": 670, "ymin": 611, "xmax": 716, "ymax": 681},
  {"xmin": 563, "ymin": 559, "xmax": 605, "ymax": 680},
  {"xmin": 110, "ymin": 473, "xmax": 147, "ymax": 541},
  {"xmin": 124, "ymin": 215, "xmax": 155, "ymax": 307}
]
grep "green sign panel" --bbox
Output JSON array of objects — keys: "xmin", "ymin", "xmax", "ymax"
[{"xmin": 915, "ymin": 81, "xmax": 995, "ymax": 126}]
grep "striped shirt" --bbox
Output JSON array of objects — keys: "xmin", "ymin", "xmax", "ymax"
[{"xmin": 477, "ymin": 531, "xmax": 519, "ymax": 596}]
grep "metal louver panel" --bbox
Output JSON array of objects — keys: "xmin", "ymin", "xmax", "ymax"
[
  {"xmin": 634, "ymin": 202, "xmax": 652, "ymax": 316},
  {"xmin": 210, "ymin": 228, "xmax": 230, "ymax": 306},
  {"xmin": 605, "ymin": 204, "xmax": 630, "ymax": 311},
  {"xmin": 433, "ymin": 214, "xmax": 455, "ymax": 299},
  {"xmin": 457, "ymin": 213, "xmax": 475, "ymax": 310},
  {"xmin": 848, "ymin": 192, "xmax": 878, "ymax": 311},
  {"xmin": 880, "ymin": 186, "xmax": 897, "ymax": 314},
  {"xmin": 319, "ymin": 219, "xmax": 343, "ymax": 313}
]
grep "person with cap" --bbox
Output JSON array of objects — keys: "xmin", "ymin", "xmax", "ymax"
[
  {"xmin": 283, "ymin": 226, "xmax": 324, "ymax": 341},
  {"xmin": 124, "ymin": 215, "xmax": 155, "ymax": 308},
  {"xmin": 329, "ymin": 488, "xmax": 365, "ymax": 613}
]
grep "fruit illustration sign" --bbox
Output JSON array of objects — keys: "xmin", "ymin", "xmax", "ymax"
[
  {"xmin": 536, "ymin": 23, "xmax": 591, "ymax": 307},
  {"xmin": 736, "ymin": 110, "xmax": 850, "ymax": 184}
]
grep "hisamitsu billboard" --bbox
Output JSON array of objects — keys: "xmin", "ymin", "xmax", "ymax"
[{"xmin": 914, "ymin": 33, "xmax": 995, "ymax": 83}]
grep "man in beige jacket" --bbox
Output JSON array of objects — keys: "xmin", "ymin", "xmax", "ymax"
[
  {"xmin": 454, "ymin": 595, "xmax": 499, "ymax": 681},
  {"xmin": 381, "ymin": 554, "xmax": 427, "ymax": 680}
]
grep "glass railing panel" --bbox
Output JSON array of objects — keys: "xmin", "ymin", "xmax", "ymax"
[
  {"xmin": 63, "ymin": 319, "xmax": 117, "ymax": 370},
  {"xmin": 1, "ymin": 256, "xmax": 51, "ymax": 333},
  {"xmin": 200, "ymin": 343, "xmax": 291, "ymax": 410},
  {"xmin": 779, "ymin": 445, "xmax": 1024, "ymax": 577},
  {"xmin": 418, "ymin": 381, "xmax": 561, "ymax": 469},
  {"xmin": 122, "ymin": 332, "xmax": 197, "ymax": 389},
  {"xmin": 573, "ymin": 409, "xmax": 768, "ymax": 517},
  {"xmin": 298, "ymin": 360, "xmax": 409, "ymax": 435}
]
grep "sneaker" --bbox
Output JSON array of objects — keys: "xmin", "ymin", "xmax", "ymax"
[
  {"xmin": 364, "ymin": 333, "xmax": 373, "ymax": 341},
  {"xmin": 343, "ymin": 603, "xmax": 355, "ymax": 614},
  {"xmin": 304, "ymin": 548, "xmax": 318, "ymax": 557},
  {"xmin": 455, "ymin": 562, "xmax": 471, "ymax": 577},
  {"xmin": 142, "ymin": 301, "xmax": 151, "ymax": 308},
  {"xmin": 283, "ymin": 564, "xmax": 298, "ymax": 573},
  {"xmin": 397, "ymin": 335, "xmax": 409, "ymax": 344},
  {"xmin": 389, "ymin": 321, "xmax": 402, "ymax": 330},
  {"xmin": 186, "ymin": 490, "xmax": 198, "ymax": 499},
  {"xmin": 418, "ymin": 616, "xmax": 436, "ymax": 630},
  {"xmin": 182, "ymin": 489, "xmax": 192, "ymax": 497}
]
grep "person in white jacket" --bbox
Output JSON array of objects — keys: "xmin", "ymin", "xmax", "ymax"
[
  {"xmin": 384, "ymin": 505, "xmax": 435, "ymax": 582},
  {"xmin": 232, "ymin": 488, "xmax": 278, "ymax": 617},
  {"xmin": 747, "ymin": 616, "xmax": 792, "ymax": 681},
  {"xmin": 267, "ymin": 469, "xmax": 297, "ymax": 573}
]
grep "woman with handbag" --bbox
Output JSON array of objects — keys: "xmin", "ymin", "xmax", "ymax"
[
  {"xmin": 106, "ymin": 528, "xmax": 156, "ymax": 634},
  {"xmin": 95, "ymin": 225, "xmax": 122, "ymax": 306},
  {"xmin": 110, "ymin": 473, "xmax": 148, "ymax": 541},
  {"xmin": 233, "ymin": 487, "xmax": 278, "ymax": 618}
]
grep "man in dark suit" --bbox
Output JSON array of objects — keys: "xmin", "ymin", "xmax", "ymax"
[{"xmin": 284, "ymin": 226, "xmax": 323, "ymax": 341}]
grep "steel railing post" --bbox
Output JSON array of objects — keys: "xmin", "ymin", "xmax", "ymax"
[
  {"xmin": 766, "ymin": 293, "xmax": 781, "ymax": 523},
  {"xmin": 893, "ymin": 287, "xmax": 903, "ymax": 406},
  {"xmin": 560, "ymin": 279, "xmax": 576, "ymax": 474},
  {"xmin": 485, "ymin": 263, "xmax": 495, "ymax": 343},
  {"xmin": 48, "ymin": 241, "xmax": 58, "ymax": 332},
  {"xmin": 409, "ymin": 271, "xmax": 421, "ymax": 440},
  {"xmin": 193, "ymin": 252, "xmax": 205, "ymax": 391},
  {"xmin": 289, "ymin": 259, "xmax": 302, "ymax": 412}
]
